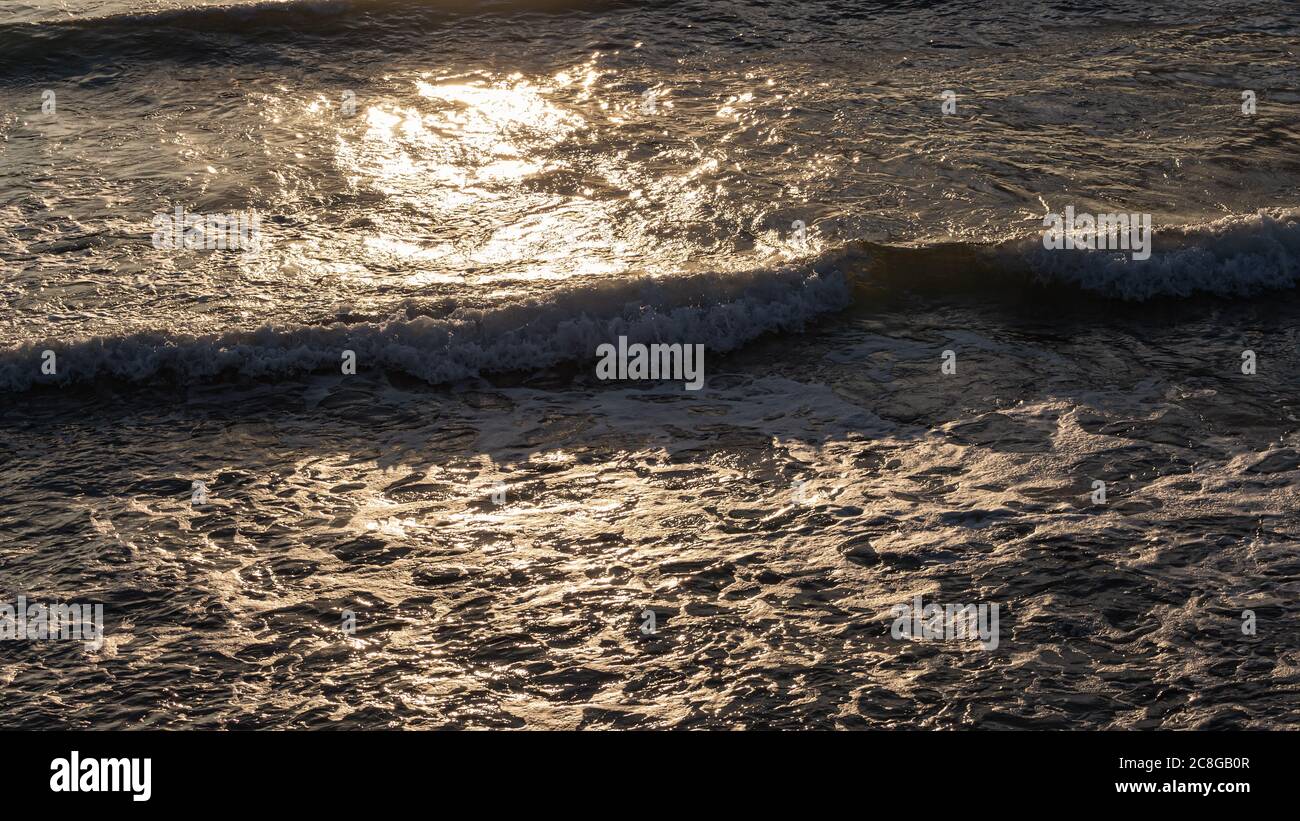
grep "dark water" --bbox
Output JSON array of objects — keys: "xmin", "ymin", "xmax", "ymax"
[{"xmin": 0, "ymin": 0, "xmax": 1298, "ymax": 728}]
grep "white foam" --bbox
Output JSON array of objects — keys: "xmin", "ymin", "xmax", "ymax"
[
  {"xmin": 0, "ymin": 256, "xmax": 854, "ymax": 391},
  {"xmin": 1021, "ymin": 210, "xmax": 1300, "ymax": 300}
]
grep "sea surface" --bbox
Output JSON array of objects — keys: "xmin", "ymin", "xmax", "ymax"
[{"xmin": 1, "ymin": 0, "xmax": 1298, "ymax": 728}]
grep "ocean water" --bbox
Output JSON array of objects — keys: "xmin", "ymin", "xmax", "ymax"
[{"xmin": 1, "ymin": 0, "xmax": 1298, "ymax": 728}]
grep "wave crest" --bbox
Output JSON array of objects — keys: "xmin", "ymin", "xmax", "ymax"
[
  {"xmin": 856, "ymin": 209, "xmax": 1300, "ymax": 301},
  {"xmin": 0, "ymin": 256, "xmax": 854, "ymax": 392},
  {"xmin": 3, "ymin": 210, "xmax": 1296, "ymax": 394}
]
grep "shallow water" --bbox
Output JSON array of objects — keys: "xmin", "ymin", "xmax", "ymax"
[{"xmin": 1, "ymin": 0, "xmax": 1298, "ymax": 728}]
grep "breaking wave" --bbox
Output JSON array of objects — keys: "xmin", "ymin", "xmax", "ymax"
[
  {"xmin": 857, "ymin": 209, "xmax": 1300, "ymax": 301},
  {"xmin": 0, "ymin": 255, "xmax": 855, "ymax": 391},
  {"xmin": 2, "ymin": 210, "xmax": 1296, "ymax": 393}
]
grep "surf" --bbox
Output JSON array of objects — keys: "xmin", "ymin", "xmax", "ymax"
[{"xmin": 2, "ymin": 209, "xmax": 1297, "ymax": 393}]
